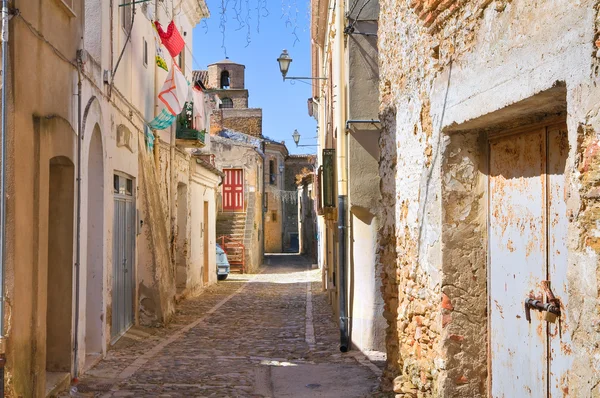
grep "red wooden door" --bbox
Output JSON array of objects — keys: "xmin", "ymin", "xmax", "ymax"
[{"xmin": 223, "ymin": 169, "xmax": 244, "ymax": 211}]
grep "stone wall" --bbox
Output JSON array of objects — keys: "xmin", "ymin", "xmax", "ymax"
[
  {"xmin": 208, "ymin": 62, "xmax": 246, "ymax": 89},
  {"xmin": 217, "ymin": 90, "xmax": 249, "ymax": 109},
  {"xmin": 378, "ymin": 0, "xmax": 600, "ymax": 396},
  {"xmin": 210, "ymin": 109, "xmax": 263, "ymax": 137}
]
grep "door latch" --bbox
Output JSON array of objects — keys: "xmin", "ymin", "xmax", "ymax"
[{"xmin": 524, "ymin": 281, "xmax": 561, "ymax": 323}]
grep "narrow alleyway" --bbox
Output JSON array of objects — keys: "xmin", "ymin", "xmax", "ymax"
[{"xmin": 65, "ymin": 255, "xmax": 384, "ymax": 397}]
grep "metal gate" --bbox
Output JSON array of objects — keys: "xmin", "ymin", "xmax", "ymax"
[
  {"xmin": 489, "ymin": 124, "xmax": 571, "ymax": 397},
  {"xmin": 222, "ymin": 169, "xmax": 244, "ymax": 211},
  {"xmin": 112, "ymin": 174, "xmax": 136, "ymax": 341}
]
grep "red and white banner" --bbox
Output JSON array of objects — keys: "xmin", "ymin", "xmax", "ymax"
[{"xmin": 158, "ymin": 63, "xmax": 189, "ymax": 115}]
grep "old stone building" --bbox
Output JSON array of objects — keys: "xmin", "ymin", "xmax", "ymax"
[
  {"xmin": 194, "ymin": 60, "xmax": 265, "ymax": 272},
  {"xmin": 210, "ymin": 132, "xmax": 265, "ymax": 273},
  {"xmin": 310, "ymin": 0, "xmax": 385, "ymax": 359},
  {"xmin": 202, "ymin": 59, "xmax": 263, "ymax": 137},
  {"xmin": 377, "ymin": 0, "xmax": 600, "ymax": 396},
  {"xmin": 297, "ymin": 172, "xmax": 317, "ymax": 261},
  {"xmin": 264, "ymin": 139, "xmax": 288, "ymax": 253}
]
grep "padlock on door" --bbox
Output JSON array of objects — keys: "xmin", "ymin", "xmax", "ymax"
[
  {"xmin": 524, "ymin": 281, "xmax": 561, "ymax": 324},
  {"xmin": 544, "ymin": 308, "xmax": 559, "ymax": 323}
]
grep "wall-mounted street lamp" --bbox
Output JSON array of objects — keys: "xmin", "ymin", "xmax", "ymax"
[
  {"xmin": 292, "ymin": 129, "xmax": 318, "ymax": 147},
  {"xmin": 277, "ymin": 50, "xmax": 327, "ymax": 82}
]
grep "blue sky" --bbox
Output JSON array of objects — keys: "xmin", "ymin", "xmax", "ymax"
[{"xmin": 192, "ymin": 0, "xmax": 317, "ymax": 154}]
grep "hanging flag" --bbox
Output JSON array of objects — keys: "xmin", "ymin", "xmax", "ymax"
[
  {"xmin": 158, "ymin": 63, "xmax": 189, "ymax": 115},
  {"xmin": 155, "ymin": 44, "xmax": 168, "ymax": 71},
  {"xmin": 151, "ymin": 23, "xmax": 168, "ymax": 71},
  {"xmin": 192, "ymin": 87, "xmax": 207, "ymax": 131},
  {"xmin": 154, "ymin": 20, "xmax": 185, "ymax": 58},
  {"xmin": 147, "ymin": 109, "xmax": 176, "ymax": 130}
]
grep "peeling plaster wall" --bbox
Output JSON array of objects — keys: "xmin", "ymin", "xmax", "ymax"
[
  {"xmin": 137, "ymin": 141, "xmax": 175, "ymax": 326},
  {"xmin": 5, "ymin": 1, "xmax": 83, "ymax": 394},
  {"xmin": 378, "ymin": 0, "xmax": 600, "ymax": 396}
]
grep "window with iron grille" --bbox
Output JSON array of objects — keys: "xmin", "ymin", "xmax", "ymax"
[
  {"xmin": 220, "ymin": 98, "xmax": 233, "ymax": 109},
  {"xmin": 269, "ymin": 160, "xmax": 277, "ymax": 185}
]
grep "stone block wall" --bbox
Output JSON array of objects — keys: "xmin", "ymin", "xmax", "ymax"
[
  {"xmin": 217, "ymin": 90, "xmax": 249, "ymax": 109},
  {"xmin": 210, "ymin": 109, "xmax": 263, "ymax": 137}
]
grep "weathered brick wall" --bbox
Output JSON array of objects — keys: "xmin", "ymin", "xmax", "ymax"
[{"xmin": 378, "ymin": 0, "xmax": 600, "ymax": 396}]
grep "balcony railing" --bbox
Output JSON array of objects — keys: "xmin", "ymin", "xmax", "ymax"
[{"xmin": 176, "ymin": 101, "xmax": 206, "ymax": 148}]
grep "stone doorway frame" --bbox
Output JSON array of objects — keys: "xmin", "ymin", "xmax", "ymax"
[{"xmin": 439, "ymin": 84, "xmax": 567, "ymax": 396}]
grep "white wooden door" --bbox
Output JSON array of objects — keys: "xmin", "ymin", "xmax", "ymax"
[{"xmin": 489, "ymin": 124, "xmax": 571, "ymax": 397}]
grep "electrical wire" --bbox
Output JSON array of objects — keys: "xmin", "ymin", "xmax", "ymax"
[
  {"xmin": 348, "ymin": 0, "xmax": 372, "ymax": 30},
  {"xmin": 111, "ymin": 0, "xmax": 137, "ymax": 96}
]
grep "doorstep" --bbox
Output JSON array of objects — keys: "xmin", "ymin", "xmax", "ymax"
[{"xmin": 45, "ymin": 371, "xmax": 70, "ymax": 397}]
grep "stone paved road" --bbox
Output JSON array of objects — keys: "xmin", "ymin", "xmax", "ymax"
[{"xmin": 64, "ymin": 254, "xmax": 388, "ymax": 398}]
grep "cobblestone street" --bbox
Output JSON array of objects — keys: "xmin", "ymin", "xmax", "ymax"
[{"xmin": 64, "ymin": 255, "xmax": 385, "ymax": 397}]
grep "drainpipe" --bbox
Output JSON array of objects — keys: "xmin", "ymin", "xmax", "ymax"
[
  {"xmin": 72, "ymin": 50, "xmax": 84, "ymax": 381},
  {"xmin": 0, "ymin": 0, "xmax": 8, "ymax": 393},
  {"xmin": 261, "ymin": 141, "xmax": 266, "ymax": 259},
  {"xmin": 152, "ymin": 0, "xmax": 159, "ymax": 169},
  {"xmin": 335, "ymin": 0, "xmax": 350, "ymax": 352}
]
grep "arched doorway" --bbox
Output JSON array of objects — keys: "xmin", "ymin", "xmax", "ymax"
[
  {"xmin": 46, "ymin": 156, "xmax": 75, "ymax": 373},
  {"xmin": 85, "ymin": 125, "xmax": 104, "ymax": 364}
]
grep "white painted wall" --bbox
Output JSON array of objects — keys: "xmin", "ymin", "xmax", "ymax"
[
  {"xmin": 189, "ymin": 165, "xmax": 220, "ymax": 292},
  {"xmin": 76, "ymin": 0, "xmax": 208, "ymax": 374}
]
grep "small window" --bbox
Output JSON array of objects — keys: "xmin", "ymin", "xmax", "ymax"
[
  {"xmin": 220, "ymin": 70, "xmax": 230, "ymax": 89},
  {"xmin": 114, "ymin": 174, "xmax": 134, "ymax": 196},
  {"xmin": 271, "ymin": 211, "xmax": 277, "ymax": 222},
  {"xmin": 220, "ymin": 98, "xmax": 233, "ymax": 109},
  {"xmin": 269, "ymin": 160, "xmax": 276, "ymax": 185},
  {"xmin": 143, "ymin": 38, "xmax": 148, "ymax": 67},
  {"xmin": 121, "ymin": 0, "xmax": 132, "ymax": 32},
  {"xmin": 178, "ymin": 48, "xmax": 185, "ymax": 71}
]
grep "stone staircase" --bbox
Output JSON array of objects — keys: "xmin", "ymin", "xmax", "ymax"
[{"xmin": 216, "ymin": 212, "xmax": 247, "ymax": 272}]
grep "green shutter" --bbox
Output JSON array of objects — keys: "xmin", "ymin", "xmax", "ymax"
[{"xmin": 322, "ymin": 149, "xmax": 335, "ymax": 208}]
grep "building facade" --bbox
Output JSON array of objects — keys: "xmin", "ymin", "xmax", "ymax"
[
  {"xmin": 310, "ymin": 0, "xmax": 385, "ymax": 358},
  {"xmin": 283, "ymin": 155, "xmax": 316, "ymax": 252},
  {"xmin": 377, "ymin": 0, "xmax": 600, "ymax": 396},
  {"xmin": 3, "ymin": 0, "xmax": 211, "ymax": 395},
  {"xmin": 195, "ymin": 59, "xmax": 265, "ymax": 272},
  {"xmin": 264, "ymin": 140, "xmax": 288, "ymax": 253},
  {"xmin": 297, "ymin": 173, "xmax": 317, "ymax": 262},
  {"xmin": 210, "ymin": 133, "xmax": 265, "ymax": 273}
]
